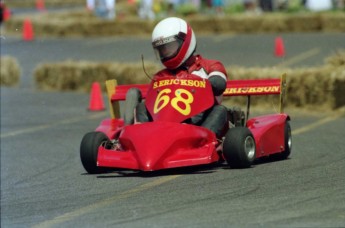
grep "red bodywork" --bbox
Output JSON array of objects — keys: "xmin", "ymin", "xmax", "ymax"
[{"xmin": 96, "ymin": 76, "xmax": 289, "ymax": 171}]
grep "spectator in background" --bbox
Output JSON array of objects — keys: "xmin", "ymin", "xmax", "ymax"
[
  {"xmin": 306, "ymin": 0, "xmax": 332, "ymax": 11},
  {"xmin": 243, "ymin": 0, "xmax": 261, "ymax": 14},
  {"xmin": 301, "ymin": 0, "xmax": 307, "ymax": 7},
  {"xmin": 192, "ymin": 0, "xmax": 202, "ymax": 11},
  {"xmin": 335, "ymin": 0, "xmax": 344, "ymax": 9},
  {"xmin": 95, "ymin": 0, "xmax": 116, "ymax": 19},
  {"xmin": 166, "ymin": 0, "xmax": 180, "ymax": 15},
  {"xmin": 0, "ymin": 2, "xmax": 4, "ymax": 25},
  {"xmin": 275, "ymin": 0, "xmax": 288, "ymax": 10},
  {"xmin": 212, "ymin": 0, "xmax": 224, "ymax": 15},
  {"xmin": 138, "ymin": 0, "xmax": 155, "ymax": 20},
  {"xmin": 205, "ymin": 0, "xmax": 213, "ymax": 12},
  {"xmin": 259, "ymin": 0, "xmax": 273, "ymax": 11},
  {"xmin": 86, "ymin": 0, "xmax": 95, "ymax": 11},
  {"xmin": 106, "ymin": 0, "xmax": 116, "ymax": 19},
  {"xmin": 243, "ymin": 0, "xmax": 255, "ymax": 9}
]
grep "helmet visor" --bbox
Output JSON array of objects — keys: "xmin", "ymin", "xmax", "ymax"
[{"xmin": 153, "ymin": 36, "xmax": 183, "ymax": 61}]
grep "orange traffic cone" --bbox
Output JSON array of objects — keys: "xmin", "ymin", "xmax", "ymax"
[
  {"xmin": 88, "ymin": 82, "xmax": 105, "ymax": 111},
  {"xmin": 36, "ymin": 0, "xmax": 46, "ymax": 11},
  {"xmin": 22, "ymin": 18, "xmax": 34, "ymax": 41},
  {"xmin": 274, "ymin": 36, "xmax": 285, "ymax": 57}
]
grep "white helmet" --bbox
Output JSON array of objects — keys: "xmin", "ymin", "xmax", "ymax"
[{"xmin": 152, "ymin": 17, "xmax": 196, "ymax": 70}]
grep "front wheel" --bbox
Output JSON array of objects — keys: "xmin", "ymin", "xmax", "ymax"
[
  {"xmin": 80, "ymin": 132, "xmax": 109, "ymax": 174},
  {"xmin": 223, "ymin": 127, "xmax": 256, "ymax": 168}
]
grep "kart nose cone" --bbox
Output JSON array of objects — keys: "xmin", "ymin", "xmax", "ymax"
[
  {"xmin": 143, "ymin": 162, "xmax": 154, "ymax": 171},
  {"xmin": 97, "ymin": 120, "xmax": 216, "ymax": 171}
]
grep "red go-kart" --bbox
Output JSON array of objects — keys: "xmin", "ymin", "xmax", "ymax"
[{"xmin": 80, "ymin": 74, "xmax": 291, "ymax": 173}]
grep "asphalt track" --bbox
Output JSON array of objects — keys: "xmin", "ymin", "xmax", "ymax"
[{"xmin": 1, "ymin": 32, "xmax": 345, "ymax": 227}]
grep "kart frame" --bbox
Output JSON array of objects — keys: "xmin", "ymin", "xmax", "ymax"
[{"xmin": 80, "ymin": 74, "xmax": 291, "ymax": 173}]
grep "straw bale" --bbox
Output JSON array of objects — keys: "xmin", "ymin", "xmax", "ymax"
[
  {"xmin": 188, "ymin": 17, "xmax": 217, "ymax": 34},
  {"xmin": 0, "ymin": 56, "xmax": 21, "ymax": 87},
  {"xmin": 286, "ymin": 14, "xmax": 321, "ymax": 32},
  {"xmin": 7, "ymin": 0, "xmax": 85, "ymax": 8},
  {"xmin": 258, "ymin": 15, "xmax": 288, "ymax": 33},
  {"xmin": 33, "ymin": 52, "xmax": 345, "ymax": 109},
  {"xmin": 329, "ymin": 66, "xmax": 345, "ymax": 108},
  {"xmin": 226, "ymin": 65, "xmax": 345, "ymax": 109},
  {"xmin": 4, "ymin": 11, "xmax": 345, "ymax": 37},
  {"xmin": 215, "ymin": 15, "xmax": 264, "ymax": 33},
  {"xmin": 34, "ymin": 61, "xmax": 158, "ymax": 92},
  {"xmin": 287, "ymin": 67, "xmax": 331, "ymax": 107},
  {"xmin": 325, "ymin": 49, "xmax": 345, "ymax": 67},
  {"xmin": 320, "ymin": 13, "xmax": 345, "ymax": 32}
]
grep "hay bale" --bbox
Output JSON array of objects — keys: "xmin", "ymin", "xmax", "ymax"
[
  {"xmin": 34, "ymin": 61, "xmax": 113, "ymax": 92},
  {"xmin": 4, "ymin": 11, "xmax": 345, "ymax": 37},
  {"xmin": 34, "ymin": 61, "xmax": 158, "ymax": 92},
  {"xmin": 33, "ymin": 51, "xmax": 345, "ymax": 110},
  {"xmin": 0, "ymin": 56, "xmax": 21, "ymax": 87},
  {"xmin": 108, "ymin": 62, "xmax": 160, "ymax": 84},
  {"xmin": 258, "ymin": 14, "xmax": 288, "ymax": 33},
  {"xmin": 321, "ymin": 13, "xmax": 345, "ymax": 32},
  {"xmin": 33, "ymin": 62, "xmax": 345, "ymax": 109},
  {"xmin": 188, "ymin": 17, "xmax": 216, "ymax": 34},
  {"xmin": 226, "ymin": 65, "xmax": 345, "ymax": 109},
  {"xmin": 329, "ymin": 66, "xmax": 345, "ymax": 109},
  {"xmin": 325, "ymin": 49, "xmax": 345, "ymax": 67},
  {"xmin": 286, "ymin": 14, "xmax": 321, "ymax": 32},
  {"xmin": 287, "ymin": 67, "xmax": 333, "ymax": 108},
  {"xmin": 216, "ymin": 15, "xmax": 264, "ymax": 33},
  {"xmin": 7, "ymin": 0, "xmax": 85, "ymax": 8},
  {"xmin": 4, "ymin": 11, "xmax": 155, "ymax": 37}
]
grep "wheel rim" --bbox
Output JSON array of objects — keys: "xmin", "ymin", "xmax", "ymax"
[{"xmin": 244, "ymin": 136, "xmax": 255, "ymax": 160}]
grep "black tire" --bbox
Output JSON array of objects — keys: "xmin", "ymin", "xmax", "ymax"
[
  {"xmin": 274, "ymin": 121, "xmax": 292, "ymax": 160},
  {"xmin": 223, "ymin": 127, "xmax": 256, "ymax": 168},
  {"xmin": 124, "ymin": 88, "xmax": 142, "ymax": 125},
  {"xmin": 80, "ymin": 132, "xmax": 109, "ymax": 174}
]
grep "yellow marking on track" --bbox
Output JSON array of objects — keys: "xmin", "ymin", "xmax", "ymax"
[
  {"xmin": 0, "ymin": 113, "xmax": 107, "ymax": 138},
  {"xmin": 213, "ymin": 34, "xmax": 235, "ymax": 43},
  {"xmin": 292, "ymin": 110, "xmax": 344, "ymax": 135},
  {"xmin": 32, "ymin": 175, "xmax": 180, "ymax": 228},
  {"xmin": 82, "ymin": 38, "xmax": 121, "ymax": 46},
  {"xmin": 31, "ymin": 109, "xmax": 345, "ymax": 227},
  {"xmin": 277, "ymin": 48, "xmax": 320, "ymax": 67}
]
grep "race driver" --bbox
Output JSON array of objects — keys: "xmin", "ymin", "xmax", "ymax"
[{"xmin": 136, "ymin": 17, "xmax": 228, "ymax": 138}]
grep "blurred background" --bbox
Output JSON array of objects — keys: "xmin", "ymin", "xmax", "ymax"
[{"xmin": 1, "ymin": 1, "xmax": 345, "ymax": 228}]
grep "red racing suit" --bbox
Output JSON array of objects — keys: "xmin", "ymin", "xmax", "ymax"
[
  {"xmin": 136, "ymin": 54, "xmax": 228, "ymax": 138},
  {"xmin": 153, "ymin": 54, "xmax": 228, "ymax": 103}
]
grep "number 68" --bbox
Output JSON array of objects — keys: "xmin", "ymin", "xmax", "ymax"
[{"xmin": 154, "ymin": 88, "xmax": 194, "ymax": 116}]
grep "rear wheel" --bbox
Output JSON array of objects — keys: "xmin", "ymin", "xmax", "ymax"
[
  {"xmin": 80, "ymin": 132, "xmax": 109, "ymax": 174},
  {"xmin": 124, "ymin": 88, "xmax": 142, "ymax": 125},
  {"xmin": 223, "ymin": 127, "xmax": 256, "ymax": 168},
  {"xmin": 275, "ymin": 121, "xmax": 292, "ymax": 160}
]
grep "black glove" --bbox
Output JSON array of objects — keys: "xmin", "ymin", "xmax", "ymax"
[{"xmin": 209, "ymin": 75, "xmax": 226, "ymax": 96}]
